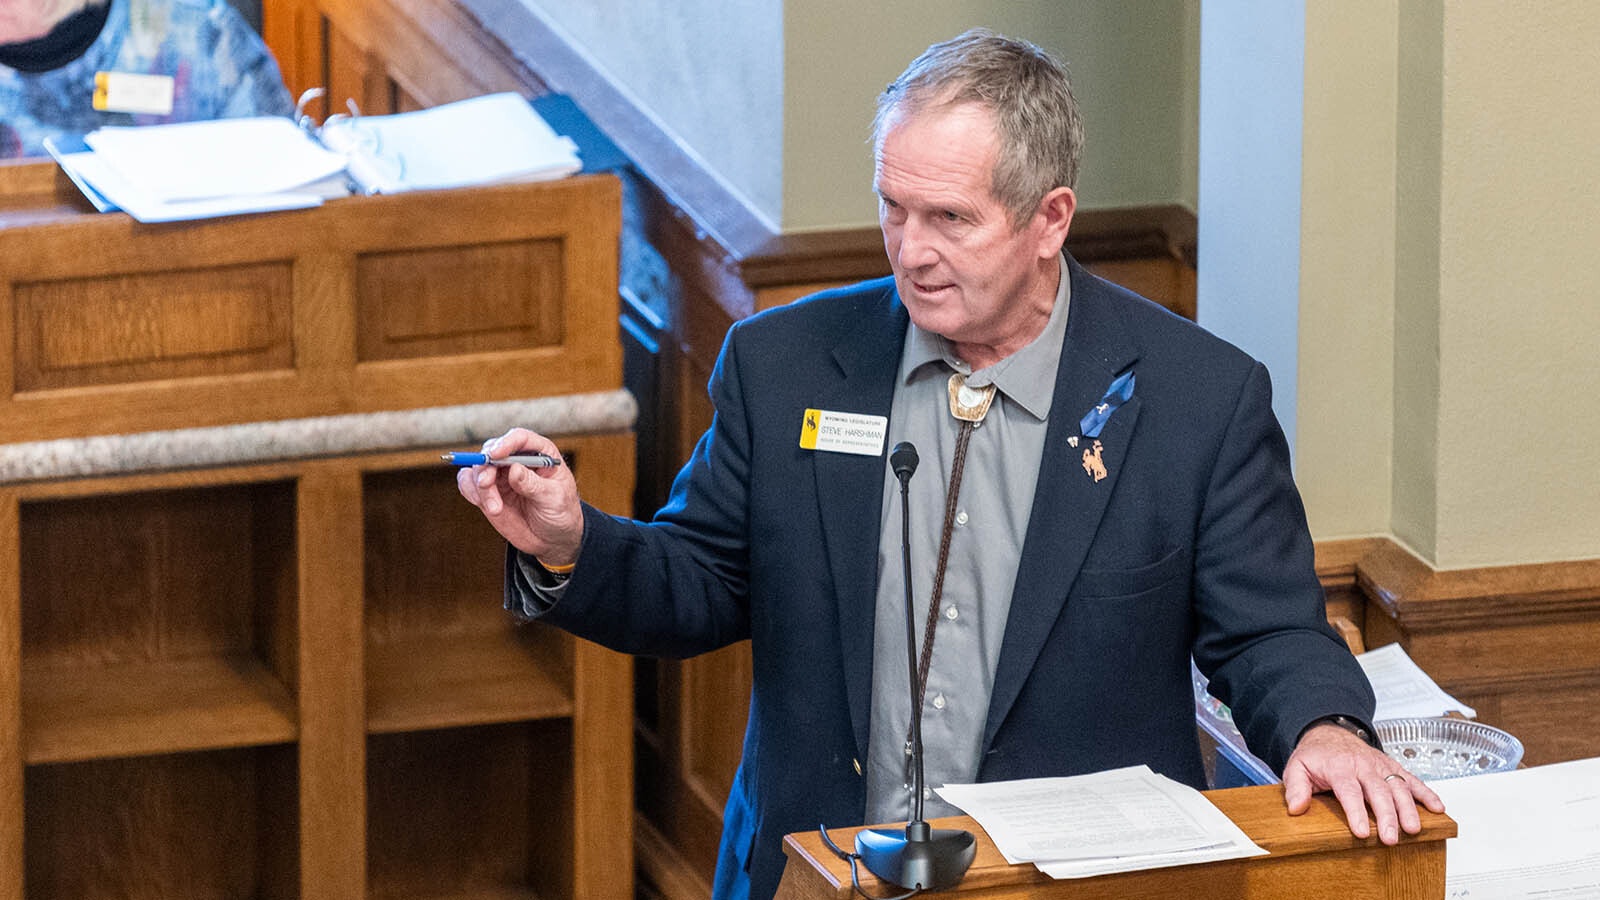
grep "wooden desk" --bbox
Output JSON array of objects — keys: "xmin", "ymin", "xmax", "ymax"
[
  {"xmin": 0, "ymin": 160, "xmax": 633, "ymax": 900},
  {"xmin": 778, "ymin": 785, "xmax": 1455, "ymax": 900}
]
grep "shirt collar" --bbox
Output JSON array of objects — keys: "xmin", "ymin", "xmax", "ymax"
[{"xmin": 900, "ymin": 254, "xmax": 1071, "ymax": 421}]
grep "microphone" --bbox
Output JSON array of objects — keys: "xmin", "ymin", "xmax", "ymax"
[
  {"xmin": 854, "ymin": 441, "xmax": 976, "ymax": 891},
  {"xmin": 890, "ymin": 441, "xmax": 918, "ymax": 484}
]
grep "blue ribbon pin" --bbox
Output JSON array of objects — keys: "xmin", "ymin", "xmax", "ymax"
[{"xmin": 1079, "ymin": 370, "xmax": 1136, "ymax": 438}]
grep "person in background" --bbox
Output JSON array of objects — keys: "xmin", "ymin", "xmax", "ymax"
[
  {"xmin": 457, "ymin": 28, "xmax": 1445, "ymax": 900},
  {"xmin": 1, "ymin": 0, "xmax": 291, "ymax": 159}
]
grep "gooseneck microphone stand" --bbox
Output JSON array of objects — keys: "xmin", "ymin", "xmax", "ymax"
[{"xmin": 852, "ymin": 441, "xmax": 977, "ymax": 892}]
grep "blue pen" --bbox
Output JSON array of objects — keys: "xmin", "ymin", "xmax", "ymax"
[{"xmin": 441, "ymin": 451, "xmax": 562, "ymax": 468}]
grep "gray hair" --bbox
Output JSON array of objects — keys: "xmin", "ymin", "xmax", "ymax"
[{"xmin": 873, "ymin": 28, "xmax": 1083, "ymax": 227}]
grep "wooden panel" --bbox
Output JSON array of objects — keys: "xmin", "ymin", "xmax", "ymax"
[
  {"xmin": 260, "ymin": 0, "xmax": 312, "ymax": 107},
  {"xmin": 356, "ymin": 238, "xmax": 564, "ymax": 362},
  {"xmin": 682, "ymin": 645, "xmax": 750, "ymax": 814},
  {"xmin": 560, "ymin": 437, "xmax": 637, "ymax": 900},
  {"xmin": 24, "ymin": 748, "xmax": 297, "ymax": 900},
  {"xmin": 22, "ymin": 656, "xmax": 297, "ymax": 764},
  {"xmin": 19, "ymin": 484, "xmax": 294, "ymax": 668},
  {"xmin": 361, "ymin": 466, "xmax": 530, "ymax": 640},
  {"xmin": 0, "ymin": 168, "xmax": 621, "ymax": 443},
  {"xmin": 325, "ymin": 16, "xmax": 393, "ymax": 117},
  {"xmin": 366, "ymin": 631, "xmax": 572, "ymax": 733},
  {"xmin": 0, "ymin": 492, "xmax": 19, "ymax": 900},
  {"xmin": 18, "ymin": 482, "xmax": 300, "ymax": 765},
  {"xmin": 0, "ymin": 159, "xmax": 85, "ymax": 225},
  {"xmin": 362, "ymin": 464, "xmax": 573, "ymax": 734},
  {"xmin": 571, "ymin": 638, "xmax": 634, "ymax": 900},
  {"xmin": 295, "ymin": 465, "xmax": 366, "ymax": 900},
  {"xmin": 366, "ymin": 721, "xmax": 567, "ymax": 899},
  {"xmin": 756, "ymin": 281, "xmax": 849, "ymax": 312},
  {"xmin": 301, "ymin": 0, "xmax": 543, "ymax": 117},
  {"xmin": 1452, "ymin": 673, "xmax": 1600, "ymax": 767},
  {"xmin": 12, "ymin": 263, "xmax": 293, "ymax": 392},
  {"xmin": 1315, "ymin": 537, "xmax": 1385, "ymax": 634},
  {"xmin": 1084, "ymin": 255, "xmax": 1196, "ymax": 321}
]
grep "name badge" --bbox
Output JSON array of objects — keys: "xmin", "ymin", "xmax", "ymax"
[
  {"xmin": 798, "ymin": 408, "xmax": 887, "ymax": 457},
  {"xmin": 93, "ymin": 72, "xmax": 175, "ymax": 116}
]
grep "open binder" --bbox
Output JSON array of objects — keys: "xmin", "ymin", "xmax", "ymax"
[{"xmin": 49, "ymin": 92, "xmax": 582, "ymax": 223}]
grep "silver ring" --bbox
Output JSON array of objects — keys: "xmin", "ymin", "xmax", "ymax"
[{"xmin": 1384, "ymin": 773, "xmax": 1406, "ymax": 783}]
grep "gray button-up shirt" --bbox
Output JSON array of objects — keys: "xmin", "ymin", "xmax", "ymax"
[{"xmin": 865, "ymin": 256, "xmax": 1071, "ymax": 824}]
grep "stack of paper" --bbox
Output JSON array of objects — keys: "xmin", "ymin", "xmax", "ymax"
[
  {"xmin": 1430, "ymin": 755, "xmax": 1600, "ymax": 899},
  {"xmin": 318, "ymin": 92, "xmax": 581, "ymax": 195},
  {"xmin": 936, "ymin": 766, "xmax": 1266, "ymax": 879},
  {"xmin": 46, "ymin": 92, "xmax": 583, "ymax": 223},
  {"xmin": 1357, "ymin": 642, "xmax": 1477, "ymax": 720},
  {"xmin": 49, "ymin": 116, "xmax": 349, "ymax": 223}
]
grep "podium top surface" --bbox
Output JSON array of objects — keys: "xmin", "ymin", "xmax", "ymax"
[{"xmin": 781, "ymin": 783, "xmax": 1456, "ymax": 900}]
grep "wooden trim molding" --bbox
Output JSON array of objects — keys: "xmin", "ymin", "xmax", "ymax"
[{"xmin": 1358, "ymin": 541, "xmax": 1600, "ymax": 628}]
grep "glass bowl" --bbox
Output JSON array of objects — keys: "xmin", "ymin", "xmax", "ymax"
[{"xmin": 1376, "ymin": 717, "xmax": 1524, "ymax": 780}]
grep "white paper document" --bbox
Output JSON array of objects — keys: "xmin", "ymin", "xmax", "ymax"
[
  {"xmin": 52, "ymin": 93, "xmax": 580, "ymax": 221},
  {"xmin": 1430, "ymin": 755, "xmax": 1600, "ymax": 900},
  {"xmin": 55, "ymin": 116, "xmax": 347, "ymax": 222},
  {"xmin": 42, "ymin": 136, "xmax": 116, "ymax": 212},
  {"xmin": 54, "ymin": 147, "xmax": 328, "ymax": 223},
  {"xmin": 318, "ymin": 92, "xmax": 581, "ymax": 194},
  {"xmin": 1359, "ymin": 642, "xmax": 1477, "ymax": 720},
  {"xmin": 84, "ymin": 116, "xmax": 349, "ymax": 201},
  {"xmin": 935, "ymin": 766, "xmax": 1266, "ymax": 879}
]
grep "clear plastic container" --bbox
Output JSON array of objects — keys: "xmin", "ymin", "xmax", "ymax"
[{"xmin": 1376, "ymin": 717, "xmax": 1524, "ymax": 780}]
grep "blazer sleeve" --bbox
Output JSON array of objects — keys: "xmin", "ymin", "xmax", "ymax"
[
  {"xmin": 504, "ymin": 321, "xmax": 757, "ymax": 658},
  {"xmin": 1189, "ymin": 361, "xmax": 1376, "ymax": 772}
]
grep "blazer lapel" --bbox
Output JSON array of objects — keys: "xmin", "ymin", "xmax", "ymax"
[
  {"xmin": 984, "ymin": 263, "xmax": 1142, "ymax": 748},
  {"xmin": 813, "ymin": 287, "xmax": 907, "ymax": 759}
]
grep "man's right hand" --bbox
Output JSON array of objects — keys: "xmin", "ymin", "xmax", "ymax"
[{"xmin": 455, "ymin": 428, "xmax": 585, "ymax": 565}]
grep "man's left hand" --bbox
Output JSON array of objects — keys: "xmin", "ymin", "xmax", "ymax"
[{"xmin": 1282, "ymin": 723, "xmax": 1445, "ymax": 844}]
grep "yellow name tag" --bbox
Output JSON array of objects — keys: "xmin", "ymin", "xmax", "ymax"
[
  {"xmin": 93, "ymin": 72, "xmax": 175, "ymax": 116},
  {"xmin": 799, "ymin": 408, "xmax": 887, "ymax": 457}
]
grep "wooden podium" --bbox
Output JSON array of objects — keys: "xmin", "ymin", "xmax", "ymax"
[{"xmin": 777, "ymin": 784, "xmax": 1455, "ymax": 900}]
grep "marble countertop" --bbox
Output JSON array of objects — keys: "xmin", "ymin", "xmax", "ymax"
[{"xmin": 0, "ymin": 390, "xmax": 637, "ymax": 484}]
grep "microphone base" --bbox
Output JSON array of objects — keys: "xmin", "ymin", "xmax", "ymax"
[{"xmin": 854, "ymin": 824, "xmax": 977, "ymax": 892}]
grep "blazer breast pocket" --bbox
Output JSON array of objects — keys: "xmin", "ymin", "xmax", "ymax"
[{"xmin": 1072, "ymin": 547, "xmax": 1190, "ymax": 601}]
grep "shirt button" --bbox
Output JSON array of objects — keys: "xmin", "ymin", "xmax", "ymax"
[
  {"xmin": 932, "ymin": 693, "xmax": 947, "ymax": 710},
  {"xmin": 955, "ymin": 510, "xmax": 969, "ymax": 526},
  {"xmin": 945, "ymin": 605, "xmax": 959, "ymax": 621}
]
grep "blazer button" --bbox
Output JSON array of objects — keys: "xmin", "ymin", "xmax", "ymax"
[{"xmin": 852, "ymin": 758, "xmax": 862, "ymax": 776}]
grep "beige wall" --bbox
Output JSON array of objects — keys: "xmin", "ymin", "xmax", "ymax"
[
  {"xmin": 1297, "ymin": 1, "xmax": 1401, "ymax": 542},
  {"xmin": 1297, "ymin": 0, "xmax": 1600, "ymax": 568},
  {"xmin": 1430, "ymin": 1, "xmax": 1600, "ymax": 567},
  {"xmin": 783, "ymin": 0, "xmax": 1200, "ymax": 231},
  {"xmin": 517, "ymin": 0, "xmax": 1200, "ymax": 231}
]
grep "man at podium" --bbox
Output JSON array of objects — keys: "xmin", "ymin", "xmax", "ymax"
[{"xmin": 458, "ymin": 28, "xmax": 1444, "ymax": 900}]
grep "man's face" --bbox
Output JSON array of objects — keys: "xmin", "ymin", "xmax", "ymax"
[{"xmin": 874, "ymin": 102, "xmax": 1068, "ymax": 365}]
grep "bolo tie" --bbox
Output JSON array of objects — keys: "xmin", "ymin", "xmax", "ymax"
[{"xmin": 904, "ymin": 371, "xmax": 997, "ymax": 792}]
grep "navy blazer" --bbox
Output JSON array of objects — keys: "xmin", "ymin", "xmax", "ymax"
[{"xmin": 522, "ymin": 256, "xmax": 1374, "ymax": 900}]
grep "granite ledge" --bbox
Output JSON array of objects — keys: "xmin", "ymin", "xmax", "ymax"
[{"xmin": 0, "ymin": 390, "xmax": 637, "ymax": 484}]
